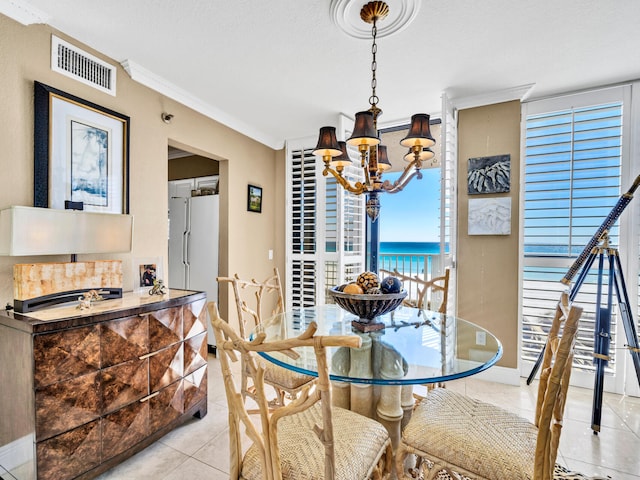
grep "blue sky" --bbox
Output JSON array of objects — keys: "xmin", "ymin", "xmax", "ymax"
[{"xmin": 378, "ymin": 168, "xmax": 441, "ymax": 242}]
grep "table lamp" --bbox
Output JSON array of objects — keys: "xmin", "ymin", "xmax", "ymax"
[{"xmin": 0, "ymin": 206, "xmax": 133, "ymax": 312}]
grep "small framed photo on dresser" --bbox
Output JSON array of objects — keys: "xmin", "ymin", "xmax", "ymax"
[{"xmin": 133, "ymin": 257, "xmax": 163, "ymax": 292}]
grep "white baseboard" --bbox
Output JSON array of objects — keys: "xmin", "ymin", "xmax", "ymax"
[
  {"xmin": 474, "ymin": 365, "xmax": 521, "ymax": 385},
  {"xmin": 0, "ymin": 434, "xmax": 33, "ymax": 476}
]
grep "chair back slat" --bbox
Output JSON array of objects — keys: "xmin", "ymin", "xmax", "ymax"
[
  {"xmin": 209, "ymin": 302, "xmax": 272, "ymax": 479},
  {"xmin": 380, "ymin": 268, "xmax": 450, "ymax": 313},
  {"xmin": 217, "ymin": 267, "xmax": 284, "ymax": 338},
  {"xmin": 533, "ymin": 293, "xmax": 582, "ymax": 480}
]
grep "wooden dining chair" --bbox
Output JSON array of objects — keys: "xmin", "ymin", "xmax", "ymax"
[
  {"xmin": 381, "ymin": 268, "xmax": 451, "ymax": 395},
  {"xmin": 396, "ymin": 294, "xmax": 606, "ymax": 480},
  {"xmin": 217, "ymin": 268, "xmax": 315, "ymax": 408},
  {"xmin": 208, "ymin": 302, "xmax": 393, "ymax": 480},
  {"xmin": 380, "ymin": 268, "xmax": 450, "ymax": 314}
]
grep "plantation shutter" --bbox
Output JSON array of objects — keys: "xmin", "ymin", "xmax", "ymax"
[
  {"xmin": 286, "ymin": 133, "xmax": 365, "ymax": 310},
  {"xmin": 441, "ymin": 93, "xmax": 458, "ymax": 315},
  {"xmin": 288, "ymin": 144, "xmax": 320, "ymax": 308},
  {"xmin": 520, "ymin": 85, "xmax": 631, "ymax": 392}
]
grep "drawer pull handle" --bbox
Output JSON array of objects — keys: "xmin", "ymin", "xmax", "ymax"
[
  {"xmin": 139, "ymin": 391, "xmax": 160, "ymax": 403},
  {"xmin": 138, "ymin": 351, "xmax": 158, "ymax": 360}
]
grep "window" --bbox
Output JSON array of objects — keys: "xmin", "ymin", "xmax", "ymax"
[{"xmin": 521, "ymin": 85, "xmax": 636, "ymax": 393}]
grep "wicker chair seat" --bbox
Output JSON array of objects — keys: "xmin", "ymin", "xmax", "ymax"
[
  {"xmin": 403, "ymin": 389, "xmax": 600, "ymax": 480},
  {"xmin": 404, "ymin": 388, "xmax": 538, "ymax": 479},
  {"xmin": 256, "ymin": 359, "xmax": 315, "ymax": 390},
  {"xmin": 241, "ymin": 402, "xmax": 390, "ymax": 480}
]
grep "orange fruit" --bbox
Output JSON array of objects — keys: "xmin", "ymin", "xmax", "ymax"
[{"xmin": 343, "ymin": 283, "xmax": 364, "ymax": 295}]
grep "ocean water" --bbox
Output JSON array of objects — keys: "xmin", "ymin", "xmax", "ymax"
[
  {"xmin": 379, "ymin": 241, "xmax": 440, "ymax": 254},
  {"xmin": 378, "ymin": 242, "xmax": 444, "ymax": 277}
]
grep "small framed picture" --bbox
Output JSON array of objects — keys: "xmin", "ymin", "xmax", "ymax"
[
  {"xmin": 247, "ymin": 184, "xmax": 263, "ymax": 213},
  {"xmin": 133, "ymin": 257, "xmax": 163, "ymax": 292}
]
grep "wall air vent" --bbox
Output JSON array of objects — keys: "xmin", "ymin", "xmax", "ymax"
[{"xmin": 51, "ymin": 35, "xmax": 116, "ymax": 96}]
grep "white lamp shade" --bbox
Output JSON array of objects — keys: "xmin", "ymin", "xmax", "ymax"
[{"xmin": 0, "ymin": 206, "xmax": 133, "ymax": 256}]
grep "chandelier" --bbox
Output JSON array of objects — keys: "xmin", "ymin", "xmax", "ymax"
[{"xmin": 313, "ymin": 1, "xmax": 437, "ymax": 222}]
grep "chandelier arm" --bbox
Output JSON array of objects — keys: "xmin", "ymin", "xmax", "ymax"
[
  {"xmin": 322, "ymin": 166, "xmax": 368, "ymax": 195},
  {"xmin": 379, "ymin": 167, "xmax": 423, "ymax": 194}
]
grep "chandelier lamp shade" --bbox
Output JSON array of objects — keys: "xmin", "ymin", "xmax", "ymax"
[{"xmin": 312, "ymin": 1, "xmax": 437, "ymax": 273}]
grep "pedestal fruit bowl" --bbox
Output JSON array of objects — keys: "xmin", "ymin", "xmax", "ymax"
[{"xmin": 328, "ymin": 287, "xmax": 407, "ymax": 332}]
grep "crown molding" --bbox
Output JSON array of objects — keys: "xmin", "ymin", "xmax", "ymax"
[
  {"xmin": 449, "ymin": 84, "xmax": 536, "ymax": 111},
  {"xmin": 0, "ymin": 0, "xmax": 49, "ymax": 25},
  {"xmin": 120, "ymin": 59, "xmax": 283, "ymax": 150},
  {"xmin": 167, "ymin": 147, "xmax": 194, "ymax": 160}
]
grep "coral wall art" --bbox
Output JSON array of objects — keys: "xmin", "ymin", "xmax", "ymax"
[
  {"xmin": 468, "ymin": 197, "xmax": 511, "ymax": 235},
  {"xmin": 467, "ymin": 154, "xmax": 510, "ymax": 194}
]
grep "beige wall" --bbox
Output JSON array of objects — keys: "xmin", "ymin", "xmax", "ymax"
[
  {"xmin": 457, "ymin": 100, "xmax": 521, "ymax": 369},
  {"xmin": 0, "ymin": 14, "xmax": 284, "ymax": 327},
  {"xmin": 168, "ymin": 155, "xmax": 220, "ymax": 180}
]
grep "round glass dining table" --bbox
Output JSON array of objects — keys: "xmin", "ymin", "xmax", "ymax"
[
  {"xmin": 254, "ymin": 304, "xmax": 503, "ymax": 385},
  {"xmin": 254, "ymin": 304, "xmax": 503, "ymax": 450}
]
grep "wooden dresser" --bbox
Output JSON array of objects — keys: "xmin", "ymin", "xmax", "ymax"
[{"xmin": 0, "ymin": 289, "xmax": 208, "ymax": 480}]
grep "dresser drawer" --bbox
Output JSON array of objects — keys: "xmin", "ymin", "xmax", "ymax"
[
  {"xmin": 36, "ymin": 419, "xmax": 101, "ymax": 480},
  {"xmin": 101, "ymin": 315, "xmax": 149, "ymax": 368},
  {"xmin": 102, "ymin": 399, "xmax": 150, "ymax": 459},
  {"xmin": 35, "ymin": 371, "xmax": 101, "ymax": 441},
  {"xmin": 149, "ymin": 342, "xmax": 183, "ymax": 392},
  {"xmin": 183, "ymin": 364, "xmax": 207, "ymax": 412},
  {"xmin": 148, "ymin": 306, "xmax": 182, "ymax": 351},
  {"xmin": 149, "ymin": 379, "xmax": 183, "ymax": 433},
  {"xmin": 184, "ymin": 331, "xmax": 207, "ymax": 376},
  {"xmin": 183, "ymin": 298, "xmax": 206, "ymax": 340},
  {"xmin": 101, "ymin": 358, "xmax": 149, "ymax": 414},
  {"xmin": 33, "ymin": 325, "xmax": 100, "ymax": 388}
]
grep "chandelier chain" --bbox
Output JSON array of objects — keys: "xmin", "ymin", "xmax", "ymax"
[{"xmin": 369, "ymin": 19, "xmax": 379, "ymax": 109}]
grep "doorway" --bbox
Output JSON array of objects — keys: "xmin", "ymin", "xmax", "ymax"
[{"xmin": 167, "ymin": 145, "xmax": 221, "ymax": 349}]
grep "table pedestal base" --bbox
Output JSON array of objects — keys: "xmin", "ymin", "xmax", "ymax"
[
  {"xmin": 351, "ymin": 319, "xmax": 385, "ymax": 332},
  {"xmin": 401, "ymin": 385, "xmax": 415, "ymax": 429},
  {"xmin": 332, "ymin": 381, "xmax": 350, "ymax": 410},
  {"xmin": 376, "ymin": 385, "xmax": 403, "ymax": 450}
]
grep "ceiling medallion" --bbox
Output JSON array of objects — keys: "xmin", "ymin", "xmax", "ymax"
[{"xmin": 330, "ymin": 0, "xmax": 421, "ymax": 39}]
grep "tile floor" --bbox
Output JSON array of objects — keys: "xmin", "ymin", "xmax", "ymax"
[{"xmin": 92, "ymin": 353, "xmax": 640, "ymax": 480}]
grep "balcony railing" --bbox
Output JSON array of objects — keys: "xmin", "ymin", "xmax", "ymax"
[
  {"xmin": 378, "ymin": 251, "xmax": 448, "ymax": 310},
  {"xmin": 379, "ymin": 252, "xmax": 444, "ymax": 282}
]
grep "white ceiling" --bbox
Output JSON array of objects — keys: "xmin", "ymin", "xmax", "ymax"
[{"xmin": 5, "ymin": 0, "xmax": 640, "ymax": 150}]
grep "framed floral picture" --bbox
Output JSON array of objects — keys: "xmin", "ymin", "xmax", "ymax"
[{"xmin": 34, "ymin": 81, "xmax": 130, "ymax": 214}]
